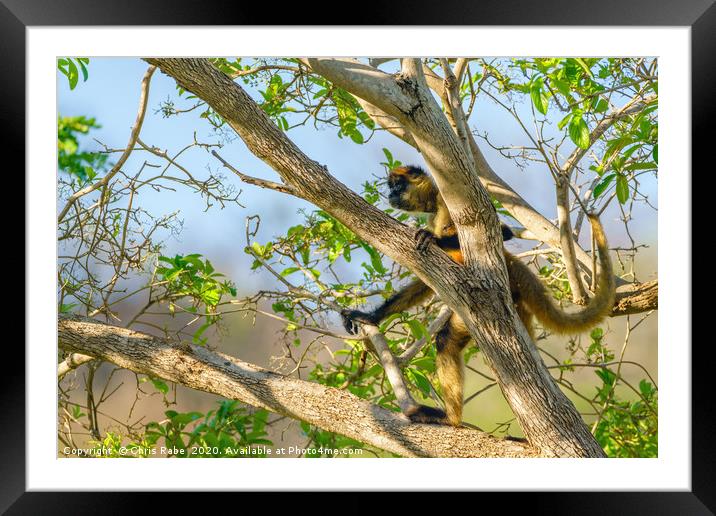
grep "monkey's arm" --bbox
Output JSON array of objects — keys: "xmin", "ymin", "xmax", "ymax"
[{"xmin": 341, "ymin": 278, "xmax": 434, "ymax": 334}]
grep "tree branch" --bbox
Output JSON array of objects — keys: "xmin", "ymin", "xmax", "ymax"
[
  {"xmin": 211, "ymin": 150, "xmax": 298, "ymax": 196},
  {"xmin": 611, "ymin": 280, "xmax": 658, "ymax": 316},
  {"xmin": 556, "ymin": 175, "xmax": 589, "ymax": 303},
  {"xmin": 58, "ymin": 352, "xmax": 95, "ymax": 379},
  {"xmin": 353, "ymin": 97, "xmax": 417, "ymax": 148},
  {"xmin": 364, "ymin": 325, "xmax": 418, "ymax": 413},
  {"xmin": 58, "ymin": 65, "xmax": 156, "ymax": 223},
  {"xmin": 58, "ymin": 314, "xmax": 537, "ymax": 458}
]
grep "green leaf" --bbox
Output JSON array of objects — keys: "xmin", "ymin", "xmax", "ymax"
[
  {"xmin": 574, "ymin": 58, "xmax": 594, "ymax": 78},
  {"xmin": 361, "ymin": 244, "xmax": 386, "ymax": 274},
  {"xmin": 193, "ymin": 321, "xmax": 211, "ymax": 345},
  {"xmin": 568, "ymin": 115, "xmax": 590, "ymax": 149},
  {"xmin": 151, "ymin": 378, "xmax": 169, "ymax": 395},
  {"xmin": 557, "ymin": 113, "xmax": 572, "ymax": 130},
  {"xmin": 349, "ymin": 130, "xmax": 364, "ymax": 144},
  {"xmin": 408, "ymin": 369, "xmax": 432, "ymax": 397},
  {"xmin": 67, "ymin": 59, "xmax": 79, "ymax": 90},
  {"xmin": 530, "ymin": 78, "xmax": 549, "ymax": 115},
  {"xmin": 60, "ymin": 303, "xmax": 77, "ymax": 313},
  {"xmin": 593, "ymin": 174, "xmax": 615, "ymax": 199},
  {"xmin": 623, "ymin": 162, "xmax": 656, "ymax": 172},
  {"xmin": 78, "ymin": 58, "xmax": 89, "ymax": 81},
  {"xmin": 551, "ymin": 77, "xmax": 570, "ymax": 96},
  {"xmin": 652, "ymin": 144, "xmax": 658, "ymax": 164},
  {"xmin": 616, "ymin": 174, "xmax": 630, "ymax": 204},
  {"xmin": 594, "ymin": 98, "xmax": 608, "ymax": 113},
  {"xmin": 405, "ymin": 319, "xmax": 427, "ymax": 340}
]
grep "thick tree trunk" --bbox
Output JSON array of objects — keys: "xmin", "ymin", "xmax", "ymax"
[
  {"xmin": 144, "ymin": 58, "xmax": 607, "ymax": 457},
  {"xmin": 58, "ymin": 315, "xmax": 537, "ymax": 458}
]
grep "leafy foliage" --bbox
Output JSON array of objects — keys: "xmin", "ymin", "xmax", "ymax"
[
  {"xmin": 57, "ymin": 116, "xmax": 107, "ymax": 183},
  {"xmin": 483, "ymin": 57, "xmax": 657, "ymax": 205},
  {"xmin": 57, "ymin": 58, "xmax": 90, "ymax": 90},
  {"xmin": 155, "ymin": 254, "xmax": 237, "ymax": 345},
  {"xmin": 144, "ymin": 401, "xmax": 271, "ymax": 457},
  {"xmin": 594, "ymin": 376, "xmax": 658, "ymax": 458},
  {"xmin": 86, "ymin": 402, "xmax": 272, "ymax": 458}
]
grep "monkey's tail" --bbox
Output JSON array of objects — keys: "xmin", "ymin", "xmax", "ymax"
[{"xmin": 508, "ymin": 215, "xmax": 616, "ymax": 335}]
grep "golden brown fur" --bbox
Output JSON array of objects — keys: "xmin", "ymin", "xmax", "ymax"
[{"xmin": 342, "ymin": 165, "xmax": 615, "ymax": 426}]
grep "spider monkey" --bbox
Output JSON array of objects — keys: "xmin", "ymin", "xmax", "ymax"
[{"xmin": 342, "ymin": 165, "xmax": 616, "ymax": 426}]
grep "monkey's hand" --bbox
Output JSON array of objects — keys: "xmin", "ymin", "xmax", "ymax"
[
  {"xmin": 404, "ymin": 405, "xmax": 451, "ymax": 425},
  {"xmin": 340, "ymin": 309, "xmax": 376, "ymax": 335},
  {"xmin": 414, "ymin": 228, "xmax": 436, "ymax": 253}
]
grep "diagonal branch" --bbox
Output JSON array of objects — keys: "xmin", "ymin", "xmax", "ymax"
[
  {"xmin": 144, "ymin": 58, "xmax": 454, "ymax": 281},
  {"xmin": 211, "ymin": 150, "xmax": 298, "ymax": 196},
  {"xmin": 58, "ymin": 314, "xmax": 537, "ymax": 458},
  {"xmin": 58, "ymin": 65, "xmax": 156, "ymax": 223}
]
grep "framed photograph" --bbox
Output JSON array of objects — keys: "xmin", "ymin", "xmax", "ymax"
[{"xmin": 9, "ymin": 0, "xmax": 711, "ymax": 511}]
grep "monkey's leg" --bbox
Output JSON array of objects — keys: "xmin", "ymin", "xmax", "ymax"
[
  {"xmin": 406, "ymin": 313, "xmax": 471, "ymax": 426},
  {"xmin": 341, "ymin": 279, "xmax": 433, "ymax": 334}
]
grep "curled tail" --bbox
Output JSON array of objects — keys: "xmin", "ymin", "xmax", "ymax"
[{"xmin": 507, "ymin": 215, "xmax": 616, "ymax": 335}]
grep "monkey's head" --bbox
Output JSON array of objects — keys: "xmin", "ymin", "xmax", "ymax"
[{"xmin": 387, "ymin": 165, "xmax": 439, "ymax": 213}]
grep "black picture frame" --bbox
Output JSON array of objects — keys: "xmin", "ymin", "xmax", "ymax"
[{"xmin": 7, "ymin": 0, "xmax": 711, "ymax": 512}]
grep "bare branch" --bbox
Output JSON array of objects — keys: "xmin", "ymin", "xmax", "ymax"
[
  {"xmin": 211, "ymin": 150, "xmax": 298, "ymax": 196},
  {"xmin": 556, "ymin": 175, "xmax": 588, "ymax": 302},
  {"xmin": 58, "ymin": 314, "xmax": 537, "ymax": 458},
  {"xmin": 58, "ymin": 353, "xmax": 95, "ymax": 379},
  {"xmin": 364, "ymin": 325, "xmax": 418, "ymax": 413},
  {"xmin": 58, "ymin": 65, "xmax": 156, "ymax": 223}
]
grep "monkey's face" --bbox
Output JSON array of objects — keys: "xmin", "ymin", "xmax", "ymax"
[{"xmin": 387, "ymin": 166, "xmax": 437, "ymax": 213}]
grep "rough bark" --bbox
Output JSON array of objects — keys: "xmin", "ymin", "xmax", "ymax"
[
  {"xmin": 145, "ymin": 58, "xmax": 607, "ymax": 457},
  {"xmin": 58, "ymin": 314, "xmax": 537, "ymax": 458},
  {"xmin": 612, "ymin": 280, "xmax": 658, "ymax": 316}
]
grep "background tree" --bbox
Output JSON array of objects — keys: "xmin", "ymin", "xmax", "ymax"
[{"xmin": 58, "ymin": 57, "xmax": 658, "ymax": 458}]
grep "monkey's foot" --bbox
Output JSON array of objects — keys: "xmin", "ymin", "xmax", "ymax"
[
  {"xmin": 414, "ymin": 229, "xmax": 436, "ymax": 252},
  {"xmin": 405, "ymin": 405, "xmax": 453, "ymax": 425},
  {"xmin": 340, "ymin": 309, "xmax": 375, "ymax": 335}
]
